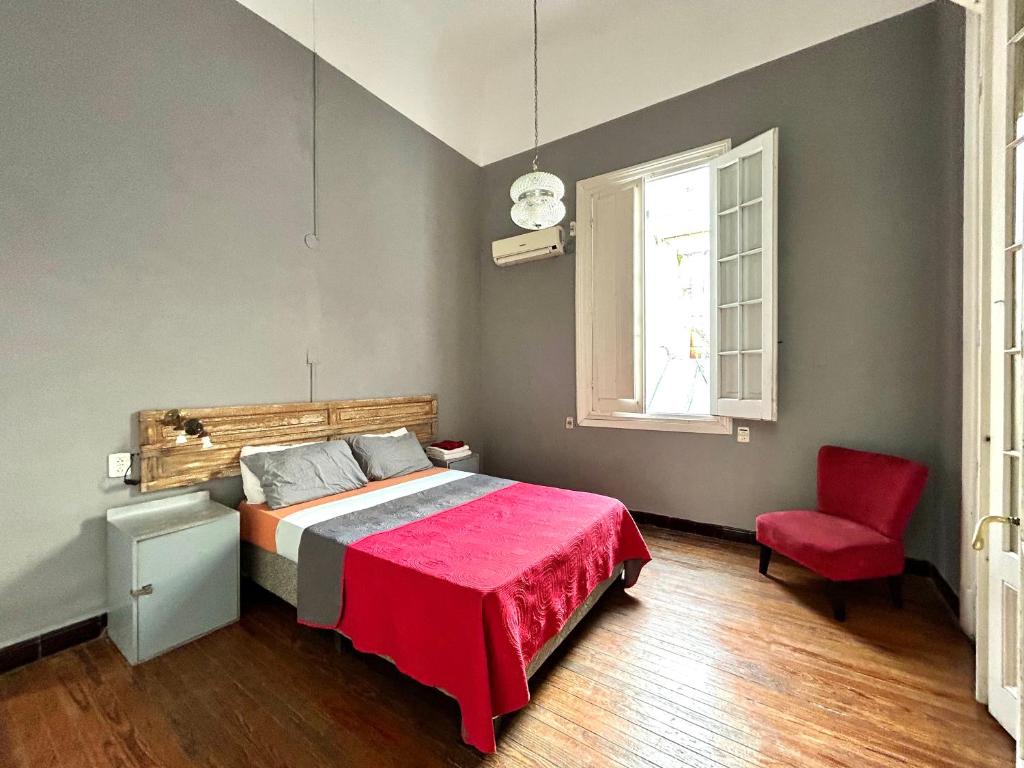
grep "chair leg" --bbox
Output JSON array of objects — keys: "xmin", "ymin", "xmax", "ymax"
[
  {"xmin": 888, "ymin": 575, "xmax": 904, "ymax": 609},
  {"xmin": 826, "ymin": 581, "xmax": 847, "ymax": 622},
  {"xmin": 758, "ymin": 545, "xmax": 772, "ymax": 576}
]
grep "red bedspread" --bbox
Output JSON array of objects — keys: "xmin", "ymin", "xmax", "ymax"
[{"xmin": 336, "ymin": 481, "xmax": 651, "ymax": 752}]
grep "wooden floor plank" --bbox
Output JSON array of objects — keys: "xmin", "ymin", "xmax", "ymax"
[{"xmin": 0, "ymin": 526, "xmax": 1014, "ymax": 767}]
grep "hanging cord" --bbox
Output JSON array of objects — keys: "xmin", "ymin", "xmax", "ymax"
[
  {"xmin": 531, "ymin": 0, "xmax": 539, "ymax": 172},
  {"xmin": 305, "ymin": 0, "xmax": 319, "ymax": 248},
  {"xmin": 123, "ymin": 453, "xmax": 140, "ymax": 486},
  {"xmin": 308, "ymin": 356, "xmax": 315, "ymax": 402}
]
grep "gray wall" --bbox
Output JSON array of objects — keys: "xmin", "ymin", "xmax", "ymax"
[
  {"xmin": 0, "ymin": 0, "xmax": 481, "ymax": 646},
  {"xmin": 478, "ymin": 5, "xmax": 965, "ymax": 587}
]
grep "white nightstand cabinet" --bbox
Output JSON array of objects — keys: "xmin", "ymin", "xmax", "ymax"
[
  {"xmin": 429, "ymin": 452, "xmax": 481, "ymax": 473},
  {"xmin": 107, "ymin": 491, "xmax": 239, "ymax": 664}
]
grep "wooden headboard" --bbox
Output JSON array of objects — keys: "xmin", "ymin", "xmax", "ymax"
[{"xmin": 138, "ymin": 394, "xmax": 437, "ymax": 492}]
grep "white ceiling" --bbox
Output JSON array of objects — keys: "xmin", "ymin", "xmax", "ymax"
[{"xmin": 236, "ymin": 0, "xmax": 931, "ymax": 166}]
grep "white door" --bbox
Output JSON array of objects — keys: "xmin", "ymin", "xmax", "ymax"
[{"xmin": 978, "ymin": 0, "xmax": 1024, "ymax": 759}]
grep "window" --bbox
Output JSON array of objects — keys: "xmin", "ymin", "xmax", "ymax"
[{"xmin": 575, "ymin": 130, "xmax": 778, "ymax": 433}]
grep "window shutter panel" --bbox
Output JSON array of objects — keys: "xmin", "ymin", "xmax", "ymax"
[
  {"xmin": 710, "ymin": 128, "xmax": 778, "ymax": 421},
  {"xmin": 583, "ymin": 179, "xmax": 644, "ymax": 415}
]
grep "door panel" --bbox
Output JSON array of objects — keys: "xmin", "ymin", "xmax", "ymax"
[
  {"xmin": 137, "ymin": 516, "xmax": 238, "ymax": 661},
  {"xmin": 987, "ymin": 0, "xmax": 1024, "ymax": 749}
]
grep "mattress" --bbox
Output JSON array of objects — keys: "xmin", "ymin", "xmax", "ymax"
[{"xmin": 238, "ymin": 466, "xmax": 450, "ymax": 560}]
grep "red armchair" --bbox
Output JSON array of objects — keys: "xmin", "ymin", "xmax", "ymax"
[{"xmin": 755, "ymin": 445, "xmax": 928, "ymax": 621}]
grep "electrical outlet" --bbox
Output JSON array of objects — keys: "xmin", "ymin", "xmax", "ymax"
[
  {"xmin": 565, "ymin": 416, "xmax": 575, "ymax": 430},
  {"xmin": 736, "ymin": 426, "xmax": 750, "ymax": 444},
  {"xmin": 108, "ymin": 452, "xmax": 132, "ymax": 478}
]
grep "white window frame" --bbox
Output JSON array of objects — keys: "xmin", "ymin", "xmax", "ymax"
[{"xmin": 575, "ymin": 139, "xmax": 734, "ymax": 434}]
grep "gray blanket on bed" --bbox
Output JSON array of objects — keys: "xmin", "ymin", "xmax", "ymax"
[{"xmin": 297, "ymin": 473, "xmax": 514, "ymax": 627}]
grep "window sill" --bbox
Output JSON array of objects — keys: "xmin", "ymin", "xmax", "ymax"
[{"xmin": 577, "ymin": 412, "xmax": 733, "ymax": 434}]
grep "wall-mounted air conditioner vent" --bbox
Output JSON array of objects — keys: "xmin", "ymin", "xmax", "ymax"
[{"xmin": 492, "ymin": 226, "xmax": 564, "ymax": 267}]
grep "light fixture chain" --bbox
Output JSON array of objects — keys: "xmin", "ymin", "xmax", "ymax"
[
  {"xmin": 532, "ymin": 0, "xmax": 539, "ymax": 171},
  {"xmin": 304, "ymin": 0, "xmax": 320, "ymax": 248},
  {"xmin": 508, "ymin": 0, "xmax": 565, "ymax": 230}
]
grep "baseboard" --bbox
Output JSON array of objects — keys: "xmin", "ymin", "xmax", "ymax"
[
  {"xmin": 633, "ymin": 511, "xmax": 960, "ymax": 618},
  {"xmin": 631, "ymin": 510, "xmax": 757, "ymax": 544},
  {"xmin": 0, "ymin": 614, "xmax": 107, "ymax": 676},
  {"xmin": 905, "ymin": 558, "xmax": 960, "ymax": 618}
]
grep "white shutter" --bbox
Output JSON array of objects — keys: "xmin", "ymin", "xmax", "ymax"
[
  {"xmin": 710, "ymin": 128, "xmax": 778, "ymax": 421},
  {"xmin": 576, "ymin": 178, "xmax": 644, "ymax": 416}
]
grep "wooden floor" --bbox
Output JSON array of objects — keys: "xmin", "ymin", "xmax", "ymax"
[{"xmin": 0, "ymin": 526, "xmax": 1014, "ymax": 767}]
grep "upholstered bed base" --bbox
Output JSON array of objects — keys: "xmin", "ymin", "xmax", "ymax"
[{"xmin": 240, "ymin": 541, "xmax": 623, "ymax": 678}]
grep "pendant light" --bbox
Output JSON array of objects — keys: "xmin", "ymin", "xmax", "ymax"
[{"xmin": 509, "ymin": 0, "xmax": 566, "ymax": 230}]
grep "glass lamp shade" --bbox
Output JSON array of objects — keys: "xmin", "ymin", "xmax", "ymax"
[{"xmin": 510, "ymin": 170, "xmax": 566, "ymax": 230}]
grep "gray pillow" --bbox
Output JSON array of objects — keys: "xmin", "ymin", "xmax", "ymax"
[
  {"xmin": 347, "ymin": 431, "xmax": 433, "ymax": 480},
  {"xmin": 240, "ymin": 440, "xmax": 368, "ymax": 509}
]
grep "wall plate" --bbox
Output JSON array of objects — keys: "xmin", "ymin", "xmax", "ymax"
[{"xmin": 108, "ymin": 452, "xmax": 132, "ymax": 478}]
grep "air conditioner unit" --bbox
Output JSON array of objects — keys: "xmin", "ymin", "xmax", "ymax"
[{"xmin": 492, "ymin": 225, "xmax": 564, "ymax": 267}]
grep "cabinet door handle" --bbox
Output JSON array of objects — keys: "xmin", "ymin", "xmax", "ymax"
[{"xmin": 130, "ymin": 584, "xmax": 154, "ymax": 598}]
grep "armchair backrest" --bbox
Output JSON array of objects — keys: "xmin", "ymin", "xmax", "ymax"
[{"xmin": 816, "ymin": 445, "xmax": 928, "ymax": 541}]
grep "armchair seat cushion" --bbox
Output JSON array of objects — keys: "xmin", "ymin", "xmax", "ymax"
[{"xmin": 756, "ymin": 509, "xmax": 904, "ymax": 582}]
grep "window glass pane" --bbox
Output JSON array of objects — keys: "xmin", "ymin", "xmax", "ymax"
[
  {"xmin": 643, "ymin": 166, "xmax": 712, "ymax": 416},
  {"xmin": 741, "ymin": 304, "xmax": 762, "ymax": 351},
  {"xmin": 1009, "ymin": 248, "xmax": 1023, "ymax": 349},
  {"xmin": 718, "ymin": 210, "xmax": 738, "ymax": 257},
  {"xmin": 1014, "ymin": 42, "xmax": 1024, "ymax": 140},
  {"xmin": 1011, "ymin": 354, "xmax": 1022, "ymax": 452},
  {"xmin": 740, "ymin": 154, "xmax": 761, "ymax": 203},
  {"xmin": 1018, "ymin": 248, "xmax": 1024, "ymax": 345},
  {"xmin": 1007, "ymin": 456, "xmax": 1020, "ymax": 554},
  {"xmin": 718, "ymin": 162, "xmax": 738, "ymax": 210},
  {"xmin": 741, "ymin": 201, "xmax": 762, "ymax": 253},
  {"xmin": 743, "ymin": 353, "xmax": 762, "ymax": 400},
  {"xmin": 741, "ymin": 251, "xmax": 762, "ymax": 302},
  {"xmin": 719, "ymin": 307, "xmax": 738, "ymax": 351},
  {"xmin": 718, "ymin": 258, "xmax": 738, "ymax": 305},
  {"xmin": 720, "ymin": 354, "xmax": 739, "ymax": 399},
  {"xmin": 1012, "ymin": 143, "xmax": 1024, "ymax": 247}
]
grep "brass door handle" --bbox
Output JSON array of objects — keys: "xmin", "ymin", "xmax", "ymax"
[
  {"xmin": 130, "ymin": 584, "xmax": 154, "ymax": 598},
  {"xmin": 972, "ymin": 515, "xmax": 1022, "ymax": 551}
]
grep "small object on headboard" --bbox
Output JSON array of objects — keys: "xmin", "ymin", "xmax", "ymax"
[
  {"xmin": 160, "ymin": 410, "xmax": 213, "ymax": 447},
  {"xmin": 137, "ymin": 394, "xmax": 438, "ymax": 493}
]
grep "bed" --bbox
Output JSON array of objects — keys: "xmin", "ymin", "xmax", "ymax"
[{"xmin": 137, "ymin": 395, "xmax": 651, "ymax": 753}]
